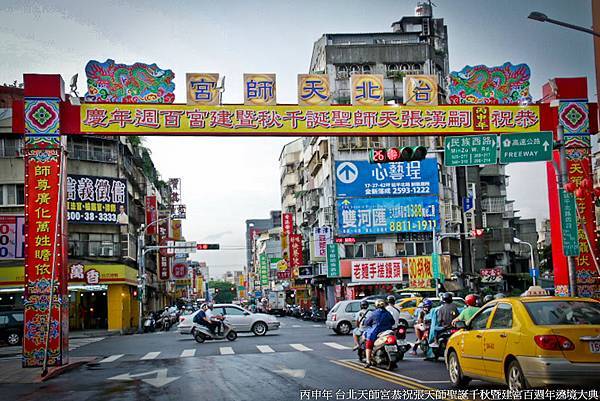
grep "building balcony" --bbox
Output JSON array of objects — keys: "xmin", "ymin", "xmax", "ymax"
[
  {"xmin": 481, "ymin": 197, "xmax": 505, "ymax": 214},
  {"xmin": 282, "ymin": 173, "xmax": 299, "ymax": 187},
  {"xmin": 68, "ymin": 240, "xmax": 122, "ymax": 258},
  {"xmin": 307, "ymin": 151, "xmax": 323, "ymax": 176}
]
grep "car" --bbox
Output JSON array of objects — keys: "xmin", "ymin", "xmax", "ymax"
[
  {"xmin": 397, "ymin": 296, "xmax": 466, "ymax": 317},
  {"xmin": 327, "ymin": 300, "xmax": 375, "ymax": 335},
  {"xmin": 178, "ymin": 304, "xmax": 280, "ymax": 336},
  {"xmin": 445, "ymin": 294, "xmax": 600, "ymax": 390},
  {"xmin": 0, "ymin": 309, "xmax": 23, "ymax": 346}
]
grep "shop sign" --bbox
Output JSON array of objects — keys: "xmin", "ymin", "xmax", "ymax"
[
  {"xmin": 0, "ymin": 216, "xmax": 25, "ymax": 259},
  {"xmin": 403, "ymin": 75, "xmax": 438, "ymax": 106},
  {"xmin": 337, "ymin": 196, "xmax": 439, "ymax": 235},
  {"xmin": 85, "ymin": 268, "xmax": 100, "ymax": 285},
  {"xmin": 259, "ymin": 254, "xmax": 269, "ymax": 286},
  {"xmin": 298, "ymin": 74, "xmax": 331, "ymax": 106},
  {"xmin": 145, "ymin": 195, "xmax": 158, "ymax": 235},
  {"xmin": 186, "ymin": 73, "xmax": 220, "ymax": 106},
  {"xmin": 326, "ymin": 244, "xmax": 340, "ymax": 278},
  {"xmin": 67, "ymin": 263, "xmax": 138, "ymax": 285},
  {"xmin": 244, "ymin": 73, "xmax": 276, "ymax": 106},
  {"xmin": 335, "ymin": 158, "xmax": 439, "ymax": 198},
  {"xmin": 172, "ymin": 261, "xmax": 189, "ymax": 280},
  {"xmin": 80, "ymin": 104, "xmax": 541, "ymax": 136},
  {"xmin": 480, "ymin": 268, "xmax": 503, "ymax": 283},
  {"xmin": 288, "ymin": 234, "xmax": 303, "ymax": 269},
  {"xmin": 351, "ymin": 259, "xmax": 404, "ymax": 283},
  {"xmin": 312, "ymin": 227, "xmax": 332, "ymax": 259},
  {"xmin": 351, "ymin": 74, "xmax": 384, "ymax": 106},
  {"xmin": 171, "ymin": 219, "xmax": 182, "ymax": 240},
  {"xmin": 158, "ymin": 214, "xmax": 170, "ymax": 280},
  {"xmin": 66, "ymin": 175, "xmax": 128, "ymax": 224},
  {"xmin": 335, "ymin": 237, "xmax": 356, "ymax": 244},
  {"xmin": 282, "ymin": 213, "xmax": 294, "ymax": 235},
  {"xmin": 407, "ymin": 256, "xmax": 433, "ymax": 288}
]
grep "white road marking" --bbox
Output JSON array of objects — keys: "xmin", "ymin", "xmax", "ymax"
[
  {"xmin": 290, "ymin": 343, "xmax": 312, "ymax": 352},
  {"xmin": 141, "ymin": 351, "xmax": 161, "ymax": 360},
  {"xmin": 312, "ymin": 325, "xmax": 321, "ymax": 327},
  {"xmin": 219, "ymin": 347, "xmax": 235, "ymax": 355},
  {"xmin": 256, "ymin": 345, "xmax": 275, "ymax": 353},
  {"xmin": 292, "ymin": 325, "xmax": 301, "ymax": 328},
  {"xmin": 324, "ymin": 342, "xmax": 350, "ymax": 350},
  {"xmin": 99, "ymin": 354, "xmax": 124, "ymax": 363},
  {"xmin": 180, "ymin": 349, "xmax": 196, "ymax": 357}
]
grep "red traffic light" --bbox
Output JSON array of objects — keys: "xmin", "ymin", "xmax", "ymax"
[
  {"xmin": 197, "ymin": 244, "xmax": 220, "ymax": 250},
  {"xmin": 471, "ymin": 229, "xmax": 485, "ymax": 238}
]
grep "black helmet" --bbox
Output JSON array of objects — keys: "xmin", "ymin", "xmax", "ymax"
[
  {"xmin": 360, "ymin": 300, "xmax": 369, "ymax": 309},
  {"xmin": 386, "ymin": 295, "xmax": 396, "ymax": 305},
  {"xmin": 494, "ymin": 293, "xmax": 506, "ymax": 300},
  {"xmin": 483, "ymin": 295, "xmax": 494, "ymax": 304},
  {"xmin": 441, "ymin": 292, "xmax": 453, "ymax": 303}
]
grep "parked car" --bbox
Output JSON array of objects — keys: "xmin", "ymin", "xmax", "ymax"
[
  {"xmin": 178, "ymin": 304, "xmax": 280, "ymax": 336},
  {"xmin": 446, "ymin": 294, "xmax": 600, "ymax": 390},
  {"xmin": 0, "ymin": 309, "xmax": 23, "ymax": 346},
  {"xmin": 327, "ymin": 300, "xmax": 375, "ymax": 335}
]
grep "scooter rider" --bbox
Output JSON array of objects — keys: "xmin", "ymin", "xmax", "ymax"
[
  {"xmin": 352, "ymin": 300, "xmax": 372, "ymax": 351},
  {"xmin": 362, "ymin": 299, "xmax": 395, "ymax": 368},
  {"xmin": 452, "ymin": 294, "xmax": 479, "ymax": 325},
  {"xmin": 385, "ymin": 295, "xmax": 401, "ymax": 328},
  {"xmin": 205, "ymin": 303, "xmax": 224, "ymax": 335},
  {"xmin": 193, "ymin": 303, "xmax": 218, "ymax": 334},
  {"xmin": 482, "ymin": 294, "xmax": 494, "ymax": 305},
  {"xmin": 411, "ymin": 298, "xmax": 432, "ymax": 355}
]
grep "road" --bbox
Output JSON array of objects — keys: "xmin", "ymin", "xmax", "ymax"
[{"xmin": 0, "ymin": 317, "xmax": 494, "ymax": 401}]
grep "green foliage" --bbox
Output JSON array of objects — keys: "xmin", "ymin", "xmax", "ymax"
[
  {"xmin": 387, "ymin": 71, "xmax": 406, "ymax": 81},
  {"xmin": 209, "ymin": 280, "xmax": 236, "ymax": 303}
]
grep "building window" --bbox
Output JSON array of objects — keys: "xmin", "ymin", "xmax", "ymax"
[
  {"xmin": 365, "ymin": 243, "xmax": 384, "ymax": 257},
  {"xmin": 345, "ymin": 244, "xmax": 364, "ymax": 258},
  {"xmin": 0, "ymin": 184, "xmax": 24, "ymax": 206},
  {"xmin": 415, "ymin": 241, "xmax": 433, "ymax": 256},
  {"xmin": 0, "ymin": 138, "xmax": 24, "ymax": 157},
  {"xmin": 69, "ymin": 232, "xmax": 120, "ymax": 257},
  {"xmin": 68, "ymin": 138, "xmax": 117, "ymax": 163}
]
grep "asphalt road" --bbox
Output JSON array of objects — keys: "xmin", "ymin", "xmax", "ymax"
[{"xmin": 0, "ymin": 317, "xmax": 482, "ymax": 401}]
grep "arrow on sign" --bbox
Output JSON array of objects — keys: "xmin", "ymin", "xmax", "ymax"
[
  {"xmin": 272, "ymin": 365, "xmax": 306, "ymax": 378},
  {"xmin": 543, "ymin": 141, "xmax": 550, "ymax": 151},
  {"xmin": 341, "ymin": 199, "xmax": 351, "ymax": 206},
  {"xmin": 108, "ymin": 368, "xmax": 180, "ymax": 388}
]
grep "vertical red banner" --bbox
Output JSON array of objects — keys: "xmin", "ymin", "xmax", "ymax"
[
  {"xmin": 158, "ymin": 216, "xmax": 170, "ymax": 280},
  {"xmin": 289, "ymin": 234, "xmax": 303, "ymax": 269},
  {"xmin": 282, "ymin": 213, "xmax": 293, "ymax": 235},
  {"xmin": 145, "ymin": 195, "xmax": 158, "ymax": 235}
]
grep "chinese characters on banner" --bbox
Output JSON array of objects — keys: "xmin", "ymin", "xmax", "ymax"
[
  {"xmin": 66, "ymin": 175, "xmax": 127, "ymax": 224},
  {"xmin": 68, "ymin": 263, "xmax": 101, "ymax": 285},
  {"xmin": 337, "ymin": 196, "xmax": 439, "ymax": 235},
  {"xmin": 403, "ymin": 75, "xmax": 438, "ymax": 106},
  {"xmin": 351, "ymin": 74, "xmax": 384, "ymax": 106},
  {"xmin": 480, "ymin": 268, "xmax": 503, "ymax": 284},
  {"xmin": 280, "ymin": 213, "xmax": 293, "ymax": 278},
  {"xmin": 284, "ymin": 234, "xmax": 303, "ymax": 280},
  {"xmin": 244, "ymin": 74, "xmax": 276, "ymax": 106},
  {"xmin": 351, "ymin": 259, "xmax": 404, "ymax": 283},
  {"xmin": 186, "ymin": 73, "xmax": 220, "ymax": 106},
  {"xmin": 168, "ymin": 178, "xmax": 186, "ymax": 219},
  {"xmin": 298, "ymin": 74, "xmax": 331, "ymax": 106},
  {"xmin": 145, "ymin": 195, "xmax": 158, "ymax": 235},
  {"xmin": 80, "ymin": 104, "xmax": 542, "ymax": 135},
  {"xmin": 335, "ymin": 158, "xmax": 439, "ymax": 198},
  {"xmin": 0, "ymin": 216, "xmax": 25, "ymax": 259},
  {"xmin": 312, "ymin": 226, "xmax": 332, "ymax": 260},
  {"xmin": 157, "ymin": 213, "xmax": 170, "ymax": 280},
  {"xmin": 326, "ymin": 244, "xmax": 340, "ymax": 278},
  {"xmin": 259, "ymin": 254, "xmax": 269, "ymax": 286},
  {"xmin": 282, "ymin": 213, "xmax": 294, "ymax": 235},
  {"xmin": 407, "ymin": 256, "xmax": 433, "ymax": 288}
]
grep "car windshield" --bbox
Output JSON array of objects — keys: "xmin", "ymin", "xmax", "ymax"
[{"xmin": 524, "ymin": 301, "xmax": 600, "ymax": 325}]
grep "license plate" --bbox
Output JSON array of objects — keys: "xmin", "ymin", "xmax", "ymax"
[
  {"xmin": 385, "ymin": 345, "xmax": 398, "ymax": 352},
  {"xmin": 589, "ymin": 341, "xmax": 600, "ymax": 353}
]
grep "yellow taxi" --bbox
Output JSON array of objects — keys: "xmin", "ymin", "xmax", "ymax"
[
  {"xmin": 396, "ymin": 297, "xmax": 422, "ymax": 316},
  {"xmin": 445, "ymin": 289, "xmax": 600, "ymax": 390}
]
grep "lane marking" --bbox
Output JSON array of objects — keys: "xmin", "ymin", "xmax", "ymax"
[
  {"xmin": 290, "ymin": 343, "xmax": 312, "ymax": 352},
  {"xmin": 312, "ymin": 325, "xmax": 322, "ymax": 327},
  {"xmin": 99, "ymin": 354, "xmax": 124, "ymax": 363},
  {"xmin": 256, "ymin": 345, "xmax": 275, "ymax": 353},
  {"xmin": 324, "ymin": 342, "xmax": 351, "ymax": 350},
  {"xmin": 219, "ymin": 347, "xmax": 235, "ymax": 355},
  {"xmin": 338, "ymin": 359, "xmax": 451, "ymax": 384},
  {"xmin": 331, "ymin": 360, "xmax": 432, "ymax": 391},
  {"xmin": 180, "ymin": 349, "xmax": 196, "ymax": 357},
  {"xmin": 292, "ymin": 325, "xmax": 301, "ymax": 328},
  {"xmin": 141, "ymin": 351, "xmax": 161, "ymax": 360}
]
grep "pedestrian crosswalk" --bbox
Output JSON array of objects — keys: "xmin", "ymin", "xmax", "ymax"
[
  {"xmin": 68, "ymin": 337, "xmax": 106, "ymax": 351},
  {"xmin": 95, "ymin": 341, "xmax": 353, "ymax": 364}
]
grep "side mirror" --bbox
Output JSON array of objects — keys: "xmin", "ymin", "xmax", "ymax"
[
  {"xmin": 454, "ymin": 320, "xmax": 467, "ymax": 330},
  {"xmin": 243, "ymin": 312, "xmax": 250, "ymax": 316}
]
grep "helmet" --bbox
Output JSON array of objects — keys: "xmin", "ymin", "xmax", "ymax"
[
  {"xmin": 360, "ymin": 300, "xmax": 369, "ymax": 309},
  {"xmin": 465, "ymin": 294, "xmax": 477, "ymax": 307},
  {"xmin": 483, "ymin": 295, "xmax": 494, "ymax": 304},
  {"xmin": 422, "ymin": 299, "xmax": 433, "ymax": 309},
  {"xmin": 200, "ymin": 303, "xmax": 208, "ymax": 309},
  {"xmin": 441, "ymin": 292, "xmax": 453, "ymax": 303},
  {"xmin": 386, "ymin": 295, "xmax": 396, "ymax": 305},
  {"xmin": 494, "ymin": 293, "xmax": 506, "ymax": 300},
  {"xmin": 374, "ymin": 299, "xmax": 386, "ymax": 308}
]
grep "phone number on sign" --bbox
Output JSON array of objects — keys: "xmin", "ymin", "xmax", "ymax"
[
  {"xmin": 68, "ymin": 211, "xmax": 117, "ymax": 222},
  {"xmin": 389, "ymin": 219, "xmax": 437, "ymax": 232}
]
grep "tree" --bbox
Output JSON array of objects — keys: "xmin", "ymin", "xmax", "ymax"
[{"xmin": 209, "ymin": 280, "xmax": 236, "ymax": 303}]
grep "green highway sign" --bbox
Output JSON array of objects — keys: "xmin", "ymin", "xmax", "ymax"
[
  {"xmin": 444, "ymin": 135, "xmax": 497, "ymax": 167},
  {"xmin": 559, "ymin": 189, "xmax": 580, "ymax": 257},
  {"xmin": 499, "ymin": 132, "xmax": 553, "ymax": 164}
]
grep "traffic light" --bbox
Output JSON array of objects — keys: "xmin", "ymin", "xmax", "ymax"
[
  {"xmin": 196, "ymin": 243, "xmax": 220, "ymax": 250},
  {"xmin": 368, "ymin": 146, "xmax": 428, "ymax": 164},
  {"xmin": 471, "ymin": 228, "xmax": 492, "ymax": 238}
]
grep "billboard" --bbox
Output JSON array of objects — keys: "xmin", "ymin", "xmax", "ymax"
[
  {"xmin": 351, "ymin": 258, "xmax": 404, "ymax": 283},
  {"xmin": 145, "ymin": 195, "xmax": 158, "ymax": 235},
  {"xmin": 0, "ymin": 216, "xmax": 25, "ymax": 259},
  {"xmin": 337, "ymin": 196, "xmax": 439, "ymax": 235},
  {"xmin": 312, "ymin": 226, "xmax": 332, "ymax": 260},
  {"xmin": 335, "ymin": 158, "xmax": 438, "ymax": 198},
  {"xmin": 66, "ymin": 175, "xmax": 128, "ymax": 224}
]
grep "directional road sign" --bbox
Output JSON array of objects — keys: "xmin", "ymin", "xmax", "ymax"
[
  {"xmin": 499, "ymin": 132, "xmax": 553, "ymax": 164},
  {"xmin": 559, "ymin": 189, "xmax": 580, "ymax": 257},
  {"xmin": 336, "ymin": 162, "xmax": 358, "ymax": 184},
  {"xmin": 444, "ymin": 135, "xmax": 497, "ymax": 167}
]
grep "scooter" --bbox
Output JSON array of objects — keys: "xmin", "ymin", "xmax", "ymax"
[
  {"xmin": 310, "ymin": 306, "xmax": 326, "ymax": 322},
  {"xmin": 393, "ymin": 321, "xmax": 411, "ymax": 359},
  {"xmin": 192, "ymin": 320, "xmax": 237, "ymax": 343},
  {"xmin": 420, "ymin": 321, "xmax": 458, "ymax": 361},
  {"xmin": 357, "ymin": 330, "xmax": 401, "ymax": 371},
  {"xmin": 143, "ymin": 313, "xmax": 155, "ymax": 333}
]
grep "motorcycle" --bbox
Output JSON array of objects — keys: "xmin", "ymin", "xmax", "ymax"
[
  {"xmin": 143, "ymin": 313, "xmax": 155, "ymax": 333},
  {"xmin": 192, "ymin": 320, "xmax": 237, "ymax": 343},
  {"xmin": 393, "ymin": 321, "xmax": 411, "ymax": 360},
  {"xmin": 310, "ymin": 306, "xmax": 326, "ymax": 322},
  {"xmin": 357, "ymin": 330, "xmax": 401, "ymax": 371},
  {"xmin": 419, "ymin": 321, "xmax": 458, "ymax": 361},
  {"xmin": 300, "ymin": 308, "xmax": 312, "ymax": 321},
  {"xmin": 155, "ymin": 311, "xmax": 172, "ymax": 332},
  {"xmin": 291, "ymin": 305, "xmax": 302, "ymax": 318}
]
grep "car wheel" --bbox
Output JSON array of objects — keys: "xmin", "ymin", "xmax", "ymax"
[
  {"xmin": 507, "ymin": 360, "xmax": 528, "ymax": 391},
  {"xmin": 337, "ymin": 321, "xmax": 352, "ymax": 335},
  {"xmin": 447, "ymin": 351, "xmax": 470, "ymax": 387},
  {"xmin": 252, "ymin": 322, "xmax": 268, "ymax": 336},
  {"xmin": 7, "ymin": 333, "xmax": 20, "ymax": 346},
  {"xmin": 226, "ymin": 331, "xmax": 237, "ymax": 341}
]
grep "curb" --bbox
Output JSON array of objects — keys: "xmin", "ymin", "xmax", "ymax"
[{"xmin": 38, "ymin": 357, "xmax": 95, "ymax": 382}]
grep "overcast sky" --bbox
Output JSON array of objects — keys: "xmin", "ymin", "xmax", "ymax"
[{"xmin": 1, "ymin": 0, "xmax": 596, "ymax": 276}]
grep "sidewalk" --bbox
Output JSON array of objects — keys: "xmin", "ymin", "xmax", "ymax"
[{"xmin": 0, "ymin": 357, "xmax": 95, "ymax": 383}]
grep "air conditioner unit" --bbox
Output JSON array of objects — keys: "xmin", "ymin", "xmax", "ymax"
[{"xmin": 100, "ymin": 245, "xmax": 114, "ymax": 257}]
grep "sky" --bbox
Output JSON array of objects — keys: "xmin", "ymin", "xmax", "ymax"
[{"xmin": 0, "ymin": 0, "xmax": 596, "ymax": 276}]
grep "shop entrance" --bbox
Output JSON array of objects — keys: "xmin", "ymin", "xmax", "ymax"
[{"xmin": 69, "ymin": 287, "xmax": 108, "ymax": 330}]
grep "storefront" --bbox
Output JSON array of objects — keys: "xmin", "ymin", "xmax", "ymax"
[{"xmin": 0, "ymin": 263, "xmax": 140, "ymax": 333}]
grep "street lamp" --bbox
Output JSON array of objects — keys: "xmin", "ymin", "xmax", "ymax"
[
  {"xmin": 514, "ymin": 237, "xmax": 537, "ymax": 286},
  {"xmin": 528, "ymin": 11, "xmax": 600, "ymax": 37}
]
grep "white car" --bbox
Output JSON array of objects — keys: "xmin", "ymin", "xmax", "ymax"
[{"xmin": 178, "ymin": 304, "xmax": 280, "ymax": 336}]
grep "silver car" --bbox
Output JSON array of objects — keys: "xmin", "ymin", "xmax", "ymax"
[
  {"xmin": 178, "ymin": 304, "xmax": 280, "ymax": 336},
  {"xmin": 326, "ymin": 300, "xmax": 414, "ymax": 335}
]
